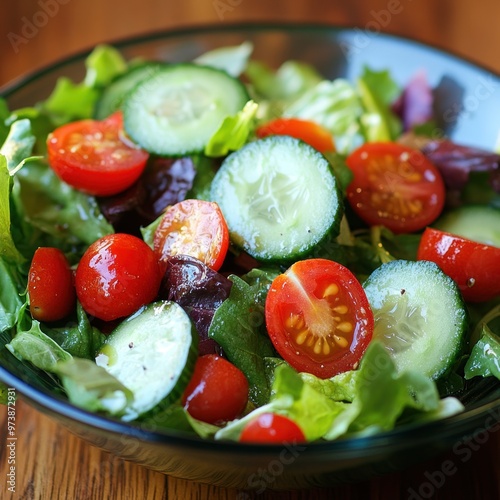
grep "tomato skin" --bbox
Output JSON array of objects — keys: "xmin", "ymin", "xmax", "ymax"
[
  {"xmin": 75, "ymin": 233, "xmax": 161, "ymax": 321},
  {"xmin": 154, "ymin": 199, "xmax": 229, "ymax": 271},
  {"xmin": 182, "ymin": 354, "xmax": 249, "ymax": 425},
  {"xmin": 346, "ymin": 142, "xmax": 445, "ymax": 233},
  {"xmin": 256, "ymin": 118, "xmax": 335, "ymax": 153},
  {"xmin": 28, "ymin": 247, "xmax": 76, "ymax": 322},
  {"xmin": 417, "ymin": 227, "xmax": 500, "ymax": 302},
  {"xmin": 47, "ymin": 111, "xmax": 149, "ymax": 196},
  {"xmin": 265, "ymin": 258, "xmax": 374, "ymax": 378},
  {"xmin": 239, "ymin": 413, "xmax": 306, "ymax": 444}
]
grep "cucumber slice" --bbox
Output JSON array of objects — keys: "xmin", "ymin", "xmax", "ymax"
[
  {"xmin": 434, "ymin": 205, "xmax": 500, "ymax": 247},
  {"xmin": 95, "ymin": 301, "xmax": 198, "ymax": 420},
  {"xmin": 363, "ymin": 260, "xmax": 468, "ymax": 380},
  {"xmin": 94, "ymin": 62, "xmax": 166, "ymax": 119},
  {"xmin": 122, "ymin": 63, "xmax": 249, "ymax": 156},
  {"xmin": 210, "ymin": 136, "xmax": 343, "ymax": 261}
]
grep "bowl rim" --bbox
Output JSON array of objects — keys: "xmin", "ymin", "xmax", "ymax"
[
  {"xmin": 1, "ymin": 20, "xmax": 500, "ymax": 455},
  {"xmin": 1, "ymin": 20, "xmax": 499, "ymax": 96}
]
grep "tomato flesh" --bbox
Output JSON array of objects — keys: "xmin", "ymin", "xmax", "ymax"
[
  {"xmin": 182, "ymin": 354, "xmax": 249, "ymax": 425},
  {"xmin": 239, "ymin": 413, "xmax": 306, "ymax": 443},
  {"xmin": 75, "ymin": 233, "xmax": 161, "ymax": 321},
  {"xmin": 417, "ymin": 227, "xmax": 500, "ymax": 302},
  {"xmin": 256, "ymin": 117, "xmax": 335, "ymax": 153},
  {"xmin": 346, "ymin": 142, "xmax": 445, "ymax": 233},
  {"xmin": 28, "ymin": 247, "xmax": 76, "ymax": 322},
  {"xmin": 265, "ymin": 258, "xmax": 374, "ymax": 378},
  {"xmin": 154, "ymin": 199, "xmax": 229, "ymax": 271},
  {"xmin": 47, "ymin": 111, "xmax": 149, "ymax": 196}
]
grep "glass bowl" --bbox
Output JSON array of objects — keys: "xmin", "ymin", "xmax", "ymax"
[{"xmin": 1, "ymin": 23, "xmax": 500, "ymax": 490}]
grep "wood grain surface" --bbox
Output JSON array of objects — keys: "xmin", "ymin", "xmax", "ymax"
[{"xmin": 1, "ymin": 1, "xmax": 500, "ymax": 499}]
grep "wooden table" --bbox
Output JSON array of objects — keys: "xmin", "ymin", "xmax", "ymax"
[{"xmin": 2, "ymin": 1, "xmax": 500, "ymax": 498}]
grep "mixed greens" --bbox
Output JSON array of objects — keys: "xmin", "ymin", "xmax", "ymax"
[{"xmin": 1, "ymin": 42, "xmax": 500, "ymax": 442}]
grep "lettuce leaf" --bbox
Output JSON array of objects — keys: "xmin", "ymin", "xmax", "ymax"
[
  {"xmin": 56, "ymin": 358, "xmax": 133, "ymax": 415},
  {"xmin": 216, "ymin": 341, "xmax": 463, "ymax": 442},
  {"xmin": 14, "ymin": 159, "xmax": 113, "ymax": 252},
  {"xmin": 194, "ymin": 41, "xmax": 253, "ymax": 77},
  {"xmin": 208, "ymin": 273, "xmax": 277, "ymax": 406},
  {"xmin": 246, "ymin": 60, "xmax": 323, "ymax": 102},
  {"xmin": 464, "ymin": 325, "xmax": 500, "ymax": 380},
  {"xmin": 7, "ymin": 319, "xmax": 72, "ymax": 371},
  {"xmin": 84, "ymin": 44, "xmax": 128, "ymax": 88},
  {"xmin": 205, "ymin": 100, "xmax": 258, "ymax": 157},
  {"xmin": 0, "ymin": 257, "xmax": 25, "ymax": 333},
  {"xmin": 284, "ymin": 79, "xmax": 365, "ymax": 154}
]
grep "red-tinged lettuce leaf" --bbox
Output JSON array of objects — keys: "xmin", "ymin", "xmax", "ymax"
[
  {"xmin": 159, "ymin": 255, "xmax": 233, "ymax": 355},
  {"xmin": 392, "ymin": 70, "xmax": 433, "ymax": 131},
  {"xmin": 422, "ymin": 139, "xmax": 500, "ymax": 193}
]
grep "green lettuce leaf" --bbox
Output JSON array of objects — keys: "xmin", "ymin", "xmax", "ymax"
[
  {"xmin": 357, "ymin": 67, "xmax": 402, "ymax": 141},
  {"xmin": 0, "ymin": 99, "xmax": 10, "ymax": 145},
  {"xmin": 284, "ymin": 79, "xmax": 365, "ymax": 154},
  {"xmin": 0, "ymin": 257, "xmax": 25, "ymax": 333},
  {"xmin": 194, "ymin": 41, "xmax": 253, "ymax": 77},
  {"xmin": 0, "ymin": 155, "xmax": 25, "ymax": 264},
  {"xmin": 246, "ymin": 60, "xmax": 323, "ymax": 101},
  {"xmin": 142, "ymin": 403, "xmax": 219, "ymax": 438},
  {"xmin": 56, "ymin": 358, "xmax": 133, "ymax": 415},
  {"xmin": 464, "ymin": 325, "xmax": 500, "ymax": 380},
  {"xmin": 7, "ymin": 319, "xmax": 72, "ymax": 371},
  {"xmin": 208, "ymin": 274, "xmax": 277, "ymax": 406},
  {"xmin": 42, "ymin": 77, "xmax": 100, "ymax": 125},
  {"xmin": 43, "ymin": 302, "xmax": 105, "ymax": 359},
  {"xmin": 14, "ymin": 159, "xmax": 113, "ymax": 252},
  {"xmin": 0, "ymin": 119, "xmax": 37, "ymax": 171},
  {"xmin": 84, "ymin": 44, "xmax": 128, "ymax": 88},
  {"xmin": 204, "ymin": 100, "xmax": 258, "ymax": 157}
]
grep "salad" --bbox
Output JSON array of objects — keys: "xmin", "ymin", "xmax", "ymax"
[{"xmin": 1, "ymin": 41, "xmax": 500, "ymax": 444}]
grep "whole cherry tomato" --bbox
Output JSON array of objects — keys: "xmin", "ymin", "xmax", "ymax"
[{"xmin": 75, "ymin": 233, "xmax": 161, "ymax": 321}]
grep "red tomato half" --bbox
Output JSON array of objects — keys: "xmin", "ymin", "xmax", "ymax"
[
  {"xmin": 265, "ymin": 259, "xmax": 374, "ymax": 378},
  {"xmin": 28, "ymin": 247, "xmax": 76, "ymax": 322},
  {"xmin": 154, "ymin": 199, "xmax": 229, "ymax": 271},
  {"xmin": 239, "ymin": 413, "xmax": 306, "ymax": 444},
  {"xmin": 47, "ymin": 111, "xmax": 149, "ymax": 196},
  {"xmin": 346, "ymin": 142, "xmax": 445, "ymax": 233},
  {"xmin": 256, "ymin": 117, "xmax": 335, "ymax": 153},
  {"xmin": 417, "ymin": 227, "xmax": 500, "ymax": 302},
  {"xmin": 182, "ymin": 354, "xmax": 249, "ymax": 425},
  {"xmin": 75, "ymin": 233, "xmax": 161, "ymax": 321}
]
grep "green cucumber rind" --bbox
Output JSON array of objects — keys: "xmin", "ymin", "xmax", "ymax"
[
  {"xmin": 96, "ymin": 300, "xmax": 198, "ymax": 420},
  {"xmin": 122, "ymin": 63, "xmax": 250, "ymax": 156},
  {"xmin": 210, "ymin": 135, "xmax": 344, "ymax": 262},
  {"xmin": 363, "ymin": 259, "xmax": 468, "ymax": 380},
  {"xmin": 94, "ymin": 62, "xmax": 167, "ymax": 119},
  {"xmin": 434, "ymin": 205, "xmax": 500, "ymax": 248}
]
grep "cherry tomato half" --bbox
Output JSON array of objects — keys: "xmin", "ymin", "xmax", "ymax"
[
  {"xmin": 28, "ymin": 247, "xmax": 76, "ymax": 322},
  {"xmin": 346, "ymin": 142, "xmax": 445, "ymax": 233},
  {"xmin": 182, "ymin": 354, "xmax": 249, "ymax": 425},
  {"xmin": 75, "ymin": 233, "xmax": 161, "ymax": 321},
  {"xmin": 154, "ymin": 199, "xmax": 229, "ymax": 271},
  {"xmin": 239, "ymin": 413, "xmax": 306, "ymax": 444},
  {"xmin": 417, "ymin": 227, "xmax": 500, "ymax": 302},
  {"xmin": 256, "ymin": 117, "xmax": 335, "ymax": 153},
  {"xmin": 47, "ymin": 111, "xmax": 149, "ymax": 196},
  {"xmin": 265, "ymin": 258, "xmax": 374, "ymax": 379}
]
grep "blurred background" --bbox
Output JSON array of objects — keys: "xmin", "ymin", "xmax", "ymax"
[{"xmin": 1, "ymin": 0, "xmax": 500, "ymax": 87}]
